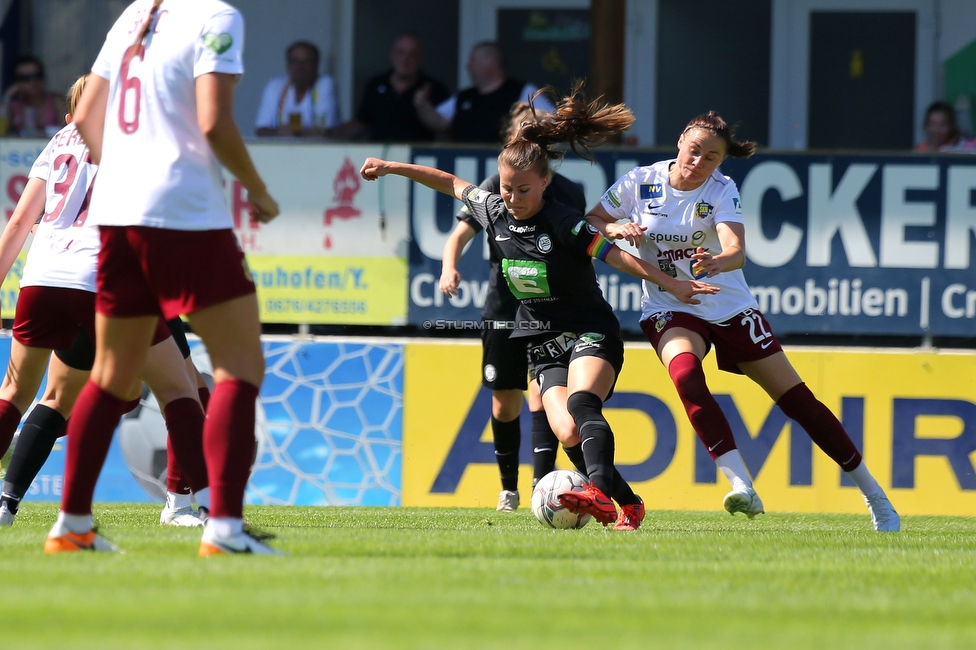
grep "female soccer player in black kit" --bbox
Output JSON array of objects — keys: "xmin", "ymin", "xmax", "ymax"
[
  {"xmin": 362, "ymin": 86, "xmax": 718, "ymax": 528},
  {"xmin": 441, "ymin": 102, "xmax": 586, "ymax": 512}
]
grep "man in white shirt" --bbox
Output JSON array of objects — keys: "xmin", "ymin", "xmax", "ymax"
[{"xmin": 255, "ymin": 40, "xmax": 339, "ymax": 137}]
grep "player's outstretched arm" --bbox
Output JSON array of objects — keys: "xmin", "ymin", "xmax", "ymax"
[
  {"xmin": 604, "ymin": 245, "xmax": 719, "ymax": 305},
  {"xmin": 586, "ymin": 204, "xmax": 646, "ymax": 248},
  {"xmin": 0, "ymin": 177, "xmax": 46, "ymax": 281},
  {"xmin": 360, "ymin": 158, "xmax": 473, "ymax": 201}
]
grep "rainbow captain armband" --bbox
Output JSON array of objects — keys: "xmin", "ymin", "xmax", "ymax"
[{"xmin": 586, "ymin": 233, "xmax": 614, "ymax": 262}]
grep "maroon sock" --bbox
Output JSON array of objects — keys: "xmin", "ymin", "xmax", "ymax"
[
  {"xmin": 163, "ymin": 397, "xmax": 208, "ymax": 493},
  {"xmin": 198, "ymin": 386, "xmax": 211, "ymax": 410},
  {"xmin": 61, "ymin": 382, "xmax": 126, "ymax": 515},
  {"xmin": 0, "ymin": 400, "xmax": 23, "ymax": 456},
  {"xmin": 668, "ymin": 352, "xmax": 738, "ymax": 459},
  {"xmin": 204, "ymin": 379, "xmax": 258, "ymax": 519},
  {"xmin": 166, "ymin": 437, "xmax": 187, "ymax": 493},
  {"xmin": 777, "ymin": 383, "xmax": 862, "ymax": 471}
]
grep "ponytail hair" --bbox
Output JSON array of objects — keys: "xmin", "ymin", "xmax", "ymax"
[
  {"xmin": 66, "ymin": 74, "xmax": 89, "ymax": 116},
  {"xmin": 133, "ymin": 0, "xmax": 164, "ymax": 47},
  {"xmin": 682, "ymin": 111, "xmax": 756, "ymax": 158},
  {"xmin": 498, "ymin": 80, "xmax": 635, "ymax": 178}
]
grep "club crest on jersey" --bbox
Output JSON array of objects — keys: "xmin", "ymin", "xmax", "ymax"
[
  {"xmin": 694, "ymin": 202, "xmax": 713, "ymax": 219},
  {"xmin": 651, "ymin": 311, "xmax": 673, "ymax": 333},
  {"xmin": 484, "ymin": 364, "xmax": 497, "ymax": 382},
  {"xmin": 640, "ymin": 183, "xmax": 664, "ymax": 200},
  {"xmin": 203, "ymin": 33, "xmax": 234, "ymax": 55},
  {"xmin": 537, "ymin": 234, "xmax": 553, "ymax": 253},
  {"xmin": 571, "ymin": 220, "xmax": 600, "ymax": 236}
]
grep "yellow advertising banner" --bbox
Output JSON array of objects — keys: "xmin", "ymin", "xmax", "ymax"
[
  {"xmin": 248, "ymin": 255, "xmax": 407, "ymax": 325},
  {"xmin": 403, "ymin": 341, "xmax": 976, "ymax": 516},
  {"xmin": 0, "ymin": 252, "xmax": 27, "ymax": 319}
]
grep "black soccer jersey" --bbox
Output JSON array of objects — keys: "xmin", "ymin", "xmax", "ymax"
[
  {"xmin": 458, "ymin": 174, "xmax": 587, "ymax": 321},
  {"xmin": 459, "ymin": 184, "xmax": 619, "ymax": 338}
]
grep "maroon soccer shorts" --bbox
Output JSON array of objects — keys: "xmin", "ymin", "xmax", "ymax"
[
  {"xmin": 640, "ymin": 308, "xmax": 783, "ymax": 374},
  {"xmin": 97, "ymin": 226, "xmax": 256, "ymax": 320}
]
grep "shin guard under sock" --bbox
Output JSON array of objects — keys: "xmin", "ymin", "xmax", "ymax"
[
  {"xmin": 61, "ymin": 382, "xmax": 126, "ymax": 515},
  {"xmin": 2, "ymin": 404, "xmax": 65, "ymax": 503},
  {"xmin": 0, "ymin": 400, "xmax": 23, "ymax": 457},
  {"xmin": 777, "ymin": 383, "xmax": 862, "ymax": 471},
  {"xmin": 566, "ymin": 391, "xmax": 614, "ymax": 497},
  {"xmin": 668, "ymin": 352, "xmax": 738, "ymax": 459},
  {"xmin": 530, "ymin": 410, "xmax": 558, "ymax": 484},
  {"xmin": 491, "ymin": 415, "xmax": 521, "ymax": 492},
  {"xmin": 204, "ymin": 379, "xmax": 259, "ymax": 519}
]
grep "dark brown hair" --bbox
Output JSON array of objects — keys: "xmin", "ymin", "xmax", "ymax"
[
  {"xmin": 682, "ymin": 111, "xmax": 756, "ymax": 158},
  {"xmin": 133, "ymin": 0, "xmax": 164, "ymax": 47},
  {"xmin": 499, "ymin": 81, "xmax": 635, "ymax": 178}
]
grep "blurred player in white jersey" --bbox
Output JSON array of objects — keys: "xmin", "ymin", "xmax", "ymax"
[
  {"xmin": 57, "ymin": 0, "xmax": 280, "ymax": 555},
  {"xmin": 587, "ymin": 111, "xmax": 900, "ymax": 532},
  {"xmin": 0, "ymin": 75, "xmax": 211, "ymax": 530}
]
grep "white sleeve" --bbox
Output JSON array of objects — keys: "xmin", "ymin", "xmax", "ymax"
[
  {"xmin": 195, "ymin": 9, "xmax": 245, "ymax": 77},
  {"xmin": 91, "ymin": 13, "xmax": 124, "ymax": 81},
  {"xmin": 28, "ymin": 137, "xmax": 56, "ymax": 181},
  {"xmin": 600, "ymin": 167, "xmax": 642, "ymax": 221},
  {"xmin": 714, "ymin": 183, "xmax": 744, "ymax": 225},
  {"xmin": 316, "ymin": 76, "xmax": 340, "ymax": 127},
  {"xmin": 255, "ymin": 77, "xmax": 283, "ymax": 129},
  {"xmin": 436, "ymin": 95, "xmax": 457, "ymax": 121}
]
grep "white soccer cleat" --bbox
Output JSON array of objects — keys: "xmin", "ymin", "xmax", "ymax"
[
  {"xmin": 160, "ymin": 505, "xmax": 205, "ymax": 527},
  {"xmin": 496, "ymin": 490, "xmax": 519, "ymax": 512},
  {"xmin": 864, "ymin": 493, "xmax": 900, "ymax": 532},
  {"xmin": 723, "ymin": 485, "xmax": 765, "ymax": 519},
  {"xmin": 0, "ymin": 503, "xmax": 15, "ymax": 527},
  {"xmin": 199, "ymin": 524, "xmax": 284, "ymax": 556}
]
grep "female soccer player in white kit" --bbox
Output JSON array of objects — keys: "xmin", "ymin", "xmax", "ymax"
[
  {"xmin": 0, "ymin": 75, "xmax": 210, "ymax": 529},
  {"xmin": 46, "ymin": 0, "xmax": 281, "ymax": 554},
  {"xmin": 587, "ymin": 111, "xmax": 900, "ymax": 532}
]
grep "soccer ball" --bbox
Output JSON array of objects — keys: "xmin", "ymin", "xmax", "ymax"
[
  {"xmin": 117, "ymin": 345, "xmax": 266, "ymax": 502},
  {"xmin": 531, "ymin": 469, "xmax": 592, "ymax": 529}
]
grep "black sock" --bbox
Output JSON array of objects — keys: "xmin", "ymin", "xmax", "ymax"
[
  {"xmin": 563, "ymin": 442, "xmax": 588, "ymax": 475},
  {"xmin": 567, "ymin": 391, "xmax": 615, "ymax": 497},
  {"xmin": 2, "ymin": 405, "xmax": 66, "ymax": 509},
  {"xmin": 491, "ymin": 415, "xmax": 520, "ymax": 492},
  {"xmin": 531, "ymin": 410, "xmax": 558, "ymax": 485}
]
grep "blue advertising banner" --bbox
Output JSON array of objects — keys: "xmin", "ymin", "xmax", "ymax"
[
  {"xmin": 407, "ymin": 148, "xmax": 976, "ymax": 337},
  {"xmin": 2, "ymin": 336, "xmax": 404, "ymax": 507}
]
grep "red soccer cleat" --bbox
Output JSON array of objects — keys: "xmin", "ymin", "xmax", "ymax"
[
  {"xmin": 557, "ymin": 482, "xmax": 617, "ymax": 526},
  {"xmin": 613, "ymin": 497, "xmax": 645, "ymax": 531}
]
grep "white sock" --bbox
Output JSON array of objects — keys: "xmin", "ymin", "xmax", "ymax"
[
  {"xmin": 716, "ymin": 450, "xmax": 752, "ymax": 490},
  {"xmin": 166, "ymin": 491, "xmax": 192, "ymax": 510},
  {"xmin": 846, "ymin": 460, "xmax": 883, "ymax": 496},
  {"xmin": 209, "ymin": 516, "xmax": 243, "ymax": 539},
  {"xmin": 57, "ymin": 511, "xmax": 93, "ymax": 534},
  {"xmin": 193, "ymin": 487, "xmax": 210, "ymax": 511}
]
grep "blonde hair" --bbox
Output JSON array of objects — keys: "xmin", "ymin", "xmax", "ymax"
[{"xmin": 65, "ymin": 74, "xmax": 89, "ymax": 116}]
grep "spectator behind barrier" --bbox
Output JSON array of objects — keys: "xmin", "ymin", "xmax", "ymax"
[
  {"xmin": 916, "ymin": 100, "xmax": 976, "ymax": 153},
  {"xmin": 0, "ymin": 56, "xmax": 67, "ymax": 138},
  {"xmin": 414, "ymin": 41, "xmax": 555, "ymax": 144},
  {"xmin": 255, "ymin": 41, "xmax": 339, "ymax": 137},
  {"xmin": 329, "ymin": 33, "xmax": 450, "ymax": 142}
]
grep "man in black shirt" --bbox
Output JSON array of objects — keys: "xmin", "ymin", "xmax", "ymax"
[
  {"xmin": 329, "ymin": 33, "xmax": 450, "ymax": 142},
  {"xmin": 414, "ymin": 42, "xmax": 553, "ymax": 143}
]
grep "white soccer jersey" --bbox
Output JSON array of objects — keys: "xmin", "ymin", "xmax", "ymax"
[
  {"xmin": 600, "ymin": 160, "xmax": 759, "ymax": 323},
  {"xmin": 88, "ymin": 0, "xmax": 245, "ymax": 231},
  {"xmin": 20, "ymin": 123, "xmax": 100, "ymax": 292}
]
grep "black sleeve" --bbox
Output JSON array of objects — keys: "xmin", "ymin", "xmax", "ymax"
[
  {"xmin": 459, "ymin": 183, "xmax": 506, "ymax": 231},
  {"xmin": 455, "ymin": 175, "xmax": 501, "ymax": 233},
  {"xmin": 427, "ymin": 77, "xmax": 452, "ymax": 106},
  {"xmin": 551, "ymin": 206, "xmax": 612, "ymax": 260}
]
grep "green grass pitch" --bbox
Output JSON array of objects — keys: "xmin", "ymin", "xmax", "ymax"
[{"xmin": 1, "ymin": 503, "xmax": 975, "ymax": 649}]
